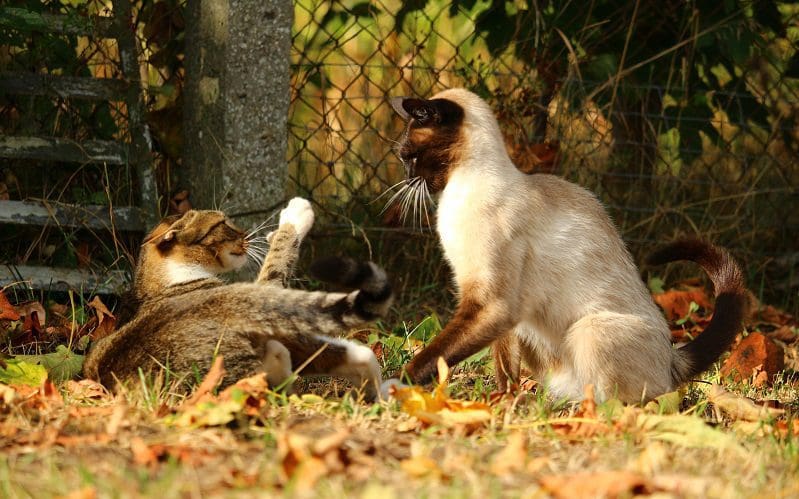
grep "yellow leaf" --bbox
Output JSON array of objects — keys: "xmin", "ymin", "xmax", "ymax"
[{"xmin": 708, "ymin": 384, "xmax": 784, "ymax": 422}]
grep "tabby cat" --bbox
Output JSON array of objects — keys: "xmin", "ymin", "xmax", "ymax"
[
  {"xmin": 83, "ymin": 198, "xmax": 394, "ymax": 399},
  {"xmin": 387, "ymin": 88, "xmax": 748, "ymax": 402}
]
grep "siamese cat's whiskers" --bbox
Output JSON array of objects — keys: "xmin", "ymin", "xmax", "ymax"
[
  {"xmin": 379, "ymin": 180, "xmax": 412, "ymax": 216},
  {"xmin": 372, "ymin": 179, "xmax": 409, "ymax": 205}
]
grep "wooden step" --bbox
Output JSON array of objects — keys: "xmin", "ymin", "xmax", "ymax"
[
  {"xmin": 1, "ymin": 264, "xmax": 128, "ymax": 295},
  {"xmin": 0, "ymin": 200, "xmax": 143, "ymax": 232},
  {"xmin": 0, "ymin": 135, "xmax": 128, "ymax": 164},
  {"xmin": 0, "ymin": 72, "xmax": 129, "ymax": 101}
]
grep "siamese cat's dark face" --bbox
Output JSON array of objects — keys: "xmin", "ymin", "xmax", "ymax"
[{"xmin": 389, "ymin": 97, "xmax": 465, "ymax": 194}]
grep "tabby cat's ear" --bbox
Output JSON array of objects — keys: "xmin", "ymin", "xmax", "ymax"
[{"xmin": 390, "ymin": 97, "xmax": 439, "ymax": 125}]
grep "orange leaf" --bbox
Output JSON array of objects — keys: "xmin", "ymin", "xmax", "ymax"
[
  {"xmin": 0, "ymin": 290, "xmax": 20, "ymax": 321},
  {"xmin": 540, "ymin": 470, "xmax": 653, "ymax": 498},
  {"xmin": 393, "ymin": 357, "xmax": 492, "ymax": 430},
  {"xmin": 183, "ymin": 355, "xmax": 226, "ymax": 407},
  {"xmin": 652, "ymin": 287, "xmax": 712, "ymax": 321}
]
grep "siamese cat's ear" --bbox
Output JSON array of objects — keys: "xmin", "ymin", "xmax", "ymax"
[{"xmin": 390, "ymin": 97, "xmax": 439, "ymax": 125}]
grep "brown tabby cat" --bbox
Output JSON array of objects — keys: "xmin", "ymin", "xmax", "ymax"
[
  {"xmin": 83, "ymin": 198, "xmax": 395, "ymax": 399},
  {"xmin": 387, "ymin": 88, "xmax": 748, "ymax": 402}
]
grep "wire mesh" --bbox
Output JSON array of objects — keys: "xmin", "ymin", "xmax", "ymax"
[{"xmin": 288, "ymin": 0, "xmax": 799, "ymax": 310}]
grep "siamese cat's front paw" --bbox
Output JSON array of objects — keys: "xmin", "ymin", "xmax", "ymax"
[
  {"xmin": 379, "ymin": 378, "xmax": 406, "ymax": 400},
  {"xmin": 278, "ymin": 197, "xmax": 314, "ymax": 240}
]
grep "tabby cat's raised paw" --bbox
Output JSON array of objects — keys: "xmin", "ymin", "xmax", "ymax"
[{"xmin": 278, "ymin": 197, "xmax": 314, "ymax": 240}]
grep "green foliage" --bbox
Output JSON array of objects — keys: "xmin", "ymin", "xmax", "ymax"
[
  {"xmin": 0, "ymin": 358, "xmax": 48, "ymax": 386},
  {"xmin": 17, "ymin": 345, "xmax": 85, "ymax": 383}
]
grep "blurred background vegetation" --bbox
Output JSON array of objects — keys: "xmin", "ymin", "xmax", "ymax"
[{"xmin": 2, "ymin": 0, "xmax": 797, "ymax": 319}]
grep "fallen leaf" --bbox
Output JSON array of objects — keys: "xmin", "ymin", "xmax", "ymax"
[
  {"xmin": 633, "ymin": 413, "xmax": 745, "ymax": 456},
  {"xmin": 183, "ymin": 355, "xmax": 226, "ymax": 407},
  {"xmin": 400, "ymin": 455, "xmax": 441, "ymax": 478},
  {"xmin": 490, "ymin": 432, "xmax": 527, "ymax": 476},
  {"xmin": 17, "ymin": 345, "xmax": 85, "ymax": 383},
  {"xmin": 59, "ymin": 486, "xmax": 97, "ymax": 499},
  {"xmin": 392, "ymin": 357, "xmax": 492, "ymax": 430},
  {"xmin": 166, "ymin": 371, "xmax": 269, "ymax": 428},
  {"xmin": 87, "ymin": 296, "xmax": 116, "ymax": 340},
  {"xmin": 708, "ymin": 384, "xmax": 785, "ymax": 421},
  {"xmin": 64, "ymin": 379, "xmax": 108, "ymax": 400},
  {"xmin": 550, "ymin": 385, "xmax": 613, "ymax": 439},
  {"xmin": 540, "ymin": 470, "xmax": 653, "ymax": 498},
  {"xmin": 16, "ymin": 301, "xmax": 47, "ymax": 328},
  {"xmin": 278, "ymin": 426, "xmax": 351, "ymax": 492},
  {"xmin": 653, "ymin": 286, "xmax": 712, "ymax": 320},
  {"xmin": 0, "ymin": 358, "xmax": 48, "ymax": 386},
  {"xmin": 0, "ymin": 290, "xmax": 20, "ymax": 320}
]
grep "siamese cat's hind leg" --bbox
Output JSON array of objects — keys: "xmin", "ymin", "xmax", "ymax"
[
  {"xmin": 492, "ymin": 333, "xmax": 520, "ymax": 392},
  {"xmin": 553, "ymin": 312, "xmax": 673, "ymax": 402}
]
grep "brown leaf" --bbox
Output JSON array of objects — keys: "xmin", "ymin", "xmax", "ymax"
[
  {"xmin": 720, "ymin": 332, "xmax": 784, "ymax": 385},
  {"xmin": 490, "ymin": 432, "xmax": 527, "ymax": 476},
  {"xmin": 63, "ymin": 379, "xmax": 108, "ymax": 401},
  {"xmin": 277, "ymin": 426, "xmax": 351, "ymax": 492},
  {"xmin": 539, "ymin": 470, "xmax": 653, "ymax": 498},
  {"xmin": 59, "ymin": 486, "xmax": 97, "ymax": 499},
  {"xmin": 183, "ymin": 355, "xmax": 226, "ymax": 407},
  {"xmin": 0, "ymin": 290, "xmax": 20, "ymax": 321},
  {"xmin": 0, "ymin": 182, "xmax": 8, "ymax": 201},
  {"xmin": 551, "ymin": 385, "xmax": 613, "ymax": 440},
  {"xmin": 87, "ymin": 296, "xmax": 116, "ymax": 340},
  {"xmin": 708, "ymin": 384, "xmax": 785, "ymax": 421}
]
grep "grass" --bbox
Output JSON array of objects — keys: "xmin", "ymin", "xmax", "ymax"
[{"xmin": 1, "ymin": 315, "xmax": 798, "ymax": 498}]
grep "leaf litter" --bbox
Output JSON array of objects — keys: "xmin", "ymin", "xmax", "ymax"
[{"xmin": 0, "ymin": 285, "xmax": 797, "ymax": 496}]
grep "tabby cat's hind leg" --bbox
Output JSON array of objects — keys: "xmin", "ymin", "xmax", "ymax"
[
  {"xmin": 284, "ymin": 334, "xmax": 382, "ymax": 401},
  {"xmin": 263, "ymin": 339, "xmax": 294, "ymax": 393}
]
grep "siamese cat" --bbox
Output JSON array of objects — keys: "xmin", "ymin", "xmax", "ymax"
[{"xmin": 388, "ymin": 88, "xmax": 747, "ymax": 402}]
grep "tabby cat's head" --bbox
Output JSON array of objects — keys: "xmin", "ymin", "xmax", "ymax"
[{"xmin": 141, "ymin": 210, "xmax": 250, "ymax": 278}]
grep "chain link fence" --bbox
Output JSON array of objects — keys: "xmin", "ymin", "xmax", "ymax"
[
  {"xmin": 288, "ymin": 0, "xmax": 799, "ymax": 312},
  {"xmin": 2, "ymin": 0, "xmax": 796, "ymax": 313}
]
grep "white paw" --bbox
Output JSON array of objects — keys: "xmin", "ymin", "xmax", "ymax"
[
  {"xmin": 379, "ymin": 378, "xmax": 406, "ymax": 400},
  {"xmin": 278, "ymin": 197, "xmax": 314, "ymax": 240}
]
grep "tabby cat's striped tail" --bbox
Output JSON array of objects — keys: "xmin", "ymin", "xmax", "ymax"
[{"xmin": 309, "ymin": 256, "xmax": 393, "ymax": 325}]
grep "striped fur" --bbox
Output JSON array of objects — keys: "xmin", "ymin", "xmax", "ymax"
[{"xmin": 84, "ymin": 198, "xmax": 392, "ymax": 399}]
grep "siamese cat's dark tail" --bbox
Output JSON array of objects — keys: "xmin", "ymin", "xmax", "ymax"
[
  {"xmin": 647, "ymin": 239, "xmax": 748, "ymax": 385},
  {"xmin": 310, "ymin": 256, "xmax": 393, "ymax": 322}
]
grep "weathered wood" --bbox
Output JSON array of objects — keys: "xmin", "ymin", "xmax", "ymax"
[
  {"xmin": 111, "ymin": 0, "xmax": 159, "ymax": 226},
  {"xmin": 1, "ymin": 265, "xmax": 128, "ymax": 295},
  {"xmin": 0, "ymin": 136, "xmax": 127, "ymax": 164},
  {"xmin": 0, "ymin": 72, "xmax": 128, "ymax": 100},
  {"xmin": 0, "ymin": 200, "xmax": 143, "ymax": 232},
  {"xmin": 0, "ymin": 7, "xmax": 115, "ymax": 37}
]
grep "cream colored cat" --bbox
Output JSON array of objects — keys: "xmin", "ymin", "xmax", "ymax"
[{"xmin": 388, "ymin": 88, "xmax": 748, "ymax": 402}]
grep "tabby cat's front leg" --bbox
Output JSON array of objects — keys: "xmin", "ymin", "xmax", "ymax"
[{"xmin": 256, "ymin": 197, "xmax": 314, "ymax": 286}]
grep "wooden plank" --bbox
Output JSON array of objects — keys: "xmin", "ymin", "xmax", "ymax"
[
  {"xmin": 0, "ymin": 7, "xmax": 115, "ymax": 37},
  {"xmin": 0, "ymin": 200, "xmax": 143, "ymax": 232},
  {"xmin": 0, "ymin": 135, "xmax": 127, "ymax": 164},
  {"xmin": 0, "ymin": 72, "xmax": 128, "ymax": 100},
  {"xmin": 1, "ymin": 265, "xmax": 128, "ymax": 295}
]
